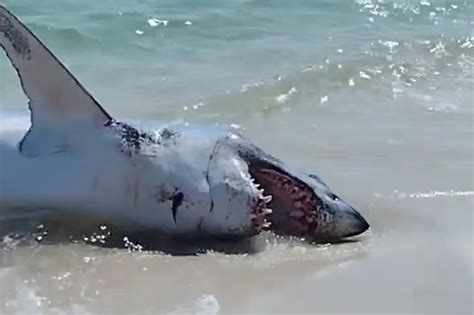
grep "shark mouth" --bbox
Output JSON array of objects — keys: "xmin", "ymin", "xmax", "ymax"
[
  {"xmin": 246, "ymin": 160, "xmax": 370, "ymax": 240},
  {"xmin": 248, "ymin": 163, "xmax": 319, "ymax": 237}
]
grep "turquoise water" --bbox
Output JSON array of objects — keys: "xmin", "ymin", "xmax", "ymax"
[
  {"xmin": 1, "ymin": 0, "xmax": 473, "ymax": 119},
  {"xmin": 0, "ymin": 1, "xmax": 473, "ymax": 314}
]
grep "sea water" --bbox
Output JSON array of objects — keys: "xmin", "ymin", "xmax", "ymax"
[{"xmin": 0, "ymin": 0, "xmax": 472, "ymax": 313}]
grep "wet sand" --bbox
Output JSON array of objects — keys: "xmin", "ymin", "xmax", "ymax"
[
  {"xmin": 1, "ymin": 0, "xmax": 473, "ymax": 313},
  {"xmin": 0, "ymin": 104, "xmax": 472, "ymax": 314}
]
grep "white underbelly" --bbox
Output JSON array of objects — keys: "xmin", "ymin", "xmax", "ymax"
[
  {"xmin": 0, "ymin": 129, "xmax": 128, "ymax": 215},
  {"xmin": 0, "ymin": 127, "xmax": 213, "ymax": 234}
]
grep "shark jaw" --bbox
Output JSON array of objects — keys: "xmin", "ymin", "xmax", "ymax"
[{"xmin": 206, "ymin": 133, "xmax": 370, "ymax": 240}]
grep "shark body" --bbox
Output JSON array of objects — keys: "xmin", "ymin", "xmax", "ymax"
[{"xmin": 0, "ymin": 6, "xmax": 369, "ymax": 240}]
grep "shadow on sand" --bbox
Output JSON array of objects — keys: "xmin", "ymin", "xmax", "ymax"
[{"xmin": 0, "ymin": 211, "xmax": 365, "ymax": 256}]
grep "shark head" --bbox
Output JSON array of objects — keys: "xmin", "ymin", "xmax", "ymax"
[{"xmin": 206, "ymin": 132, "xmax": 370, "ymax": 240}]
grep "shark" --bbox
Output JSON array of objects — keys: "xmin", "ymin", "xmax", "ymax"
[{"xmin": 0, "ymin": 6, "xmax": 369, "ymax": 241}]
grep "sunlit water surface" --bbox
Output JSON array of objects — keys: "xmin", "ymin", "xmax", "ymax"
[{"xmin": 0, "ymin": 0, "xmax": 473, "ymax": 313}]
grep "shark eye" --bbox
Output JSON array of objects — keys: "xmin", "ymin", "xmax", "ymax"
[{"xmin": 330, "ymin": 193, "xmax": 339, "ymax": 201}]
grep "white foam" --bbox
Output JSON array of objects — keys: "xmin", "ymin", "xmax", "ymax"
[
  {"xmin": 147, "ymin": 18, "xmax": 169, "ymax": 27},
  {"xmin": 170, "ymin": 294, "xmax": 220, "ymax": 315},
  {"xmin": 359, "ymin": 71, "xmax": 371, "ymax": 80},
  {"xmin": 0, "ymin": 112, "xmax": 29, "ymax": 132},
  {"xmin": 374, "ymin": 190, "xmax": 474, "ymax": 199},
  {"xmin": 275, "ymin": 87, "xmax": 297, "ymax": 104}
]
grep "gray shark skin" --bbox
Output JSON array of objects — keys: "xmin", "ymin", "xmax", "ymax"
[{"xmin": 0, "ymin": 6, "xmax": 369, "ymax": 241}]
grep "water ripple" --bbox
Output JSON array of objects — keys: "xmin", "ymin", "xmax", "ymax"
[{"xmin": 374, "ymin": 190, "xmax": 474, "ymax": 199}]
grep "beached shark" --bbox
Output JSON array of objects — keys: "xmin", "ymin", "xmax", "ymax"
[{"xmin": 0, "ymin": 6, "xmax": 369, "ymax": 241}]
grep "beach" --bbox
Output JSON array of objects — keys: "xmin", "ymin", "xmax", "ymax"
[{"xmin": 0, "ymin": 0, "xmax": 473, "ymax": 313}]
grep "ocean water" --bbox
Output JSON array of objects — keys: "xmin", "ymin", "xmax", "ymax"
[{"xmin": 0, "ymin": 0, "xmax": 473, "ymax": 314}]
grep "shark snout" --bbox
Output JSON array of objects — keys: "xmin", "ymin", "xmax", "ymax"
[{"xmin": 331, "ymin": 202, "xmax": 370, "ymax": 239}]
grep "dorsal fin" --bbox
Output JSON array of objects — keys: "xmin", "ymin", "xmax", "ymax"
[{"xmin": 0, "ymin": 5, "xmax": 112, "ymax": 128}]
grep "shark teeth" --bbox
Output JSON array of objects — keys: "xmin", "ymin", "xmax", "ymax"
[
  {"xmin": 249, "ymin": 174, "xmax": 273, "ymax": 232},
  {"xmin": 260, "ymin": 195, "xmax": 272, "ymax": 203}
]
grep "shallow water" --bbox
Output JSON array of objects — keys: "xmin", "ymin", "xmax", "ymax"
[{"xmin": 0, "ymin": 0, "xmax": 473, "ymax": 314}]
